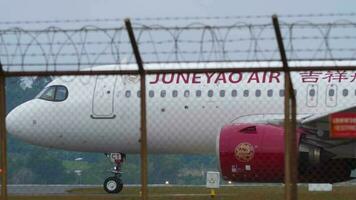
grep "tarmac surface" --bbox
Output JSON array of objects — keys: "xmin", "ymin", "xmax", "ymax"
[
  {"xmin": 5, "ymin": 184, "xmax": 279, "ymax": 195},
  {"xmin": 4, "ymin": 182, "xmax": 356, "ymax": 195},
  {"xmin": 7, "ymin": 185, "xmax": 98, "ymax": 195}
]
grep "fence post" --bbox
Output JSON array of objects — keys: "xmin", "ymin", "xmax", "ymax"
[
  {"xmin": 0, "ymin": 62, "xmax": 7, "ymax": 200},
  {"xmin": 124, "ymin": 19, "xmax": 148, "ymax": 200},
  {"xmin": 272, "ymin": 15, "xmax": 298, "ymax": 200}
]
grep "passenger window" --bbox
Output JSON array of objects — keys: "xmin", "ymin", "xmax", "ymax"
[
  {"xmin": 196, "ymin": 90, "xmax": 202, "ymax": 97},
  {"xmin": 172, "ymin": 90, "xmax": 178, "ymax": 97},
  {"xmin": 255, "ymin": 90, "xmax": 261, "ymax": 97},
  {"xmin": 343, "ymin": 89, "xmax": 348, "ymax": 97},
  {"xmin": 208, "ymin": 90, "xmax": 214, "ymax": 97},
  {"xmin": 220, "ymin": 90, "xmax": 225, "ymax": 97},
  {"xmin": 184, "ymin": 90, "xmax": 190, "ymax": 97},
  {"xmin": 267, "ymin": 89, "xmax": 273, "ymax": 97},
  {"xmin": 125, "ymin": 90, "xmax": 131, "ymax": 97},
  {"xmin": 279, "ymin": 89, "xmax": 285, "ymax": 97},
  {"xmin": 161, "ymin": 90, "xmax": 166, "ymax": 97},
  {"xmin": 309, "ymin": 89, "xmax": 315, "ymax": 97},
  {"xmin": 149, "ymin": 90, "xmax": 154, "ymax": 98},
  {"xmin": 231, "ymin": 90, "xmax": 237, "ymax": 97},
  {"xmin": 329, "ymin": 89, "xmax": 335, "ymax": 97},
  {"xmin": 243, "ymin": 90, "xmax": 249, "ymax": 97}
]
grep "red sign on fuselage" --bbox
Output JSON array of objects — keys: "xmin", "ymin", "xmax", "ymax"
[{"xmin": 330, "ymin": 113, "xmax": 356, "ymax": 138}]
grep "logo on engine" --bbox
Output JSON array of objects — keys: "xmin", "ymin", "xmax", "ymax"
[{"xmin": 234, "ymin": 142, "xmax": 255, "ymax": 162}]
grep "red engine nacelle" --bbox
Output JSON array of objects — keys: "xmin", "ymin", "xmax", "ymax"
[{"xmin": 218, "ymin": 123, "xmax": 302, "ymax": 182}]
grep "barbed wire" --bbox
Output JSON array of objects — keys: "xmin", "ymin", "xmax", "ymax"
[
  {"xmin": 1, "ymin": 13, "xmax": 356, "ymax": 25},
  {"xmin": 1, "ymin": 20, "xmax": 356, "ymax": 71}
]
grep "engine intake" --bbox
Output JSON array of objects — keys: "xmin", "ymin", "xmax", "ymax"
[
  {"xmin": 217, "ymin": 123, "xmax": 351, "ymax": 183},
  {"xmin": 218, "ymin": 123, "xmax": 295, "ymax": 182}
]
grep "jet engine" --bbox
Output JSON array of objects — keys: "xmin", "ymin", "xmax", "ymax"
[{"xmin": 217, "ymin": 123, "xmax": 353, "ymax": 183}]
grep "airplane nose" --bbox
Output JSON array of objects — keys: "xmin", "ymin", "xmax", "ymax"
[
  {"xmin": 6, "ymin": 102, "xmax": 33, "ymax": 141},
  {"xmin": 6, "ymin": 100, "xmax": 58, "ymax": 148},
  {"xmin": 6, "ymin": 106, "xmax": 23, "ymax": 138}
]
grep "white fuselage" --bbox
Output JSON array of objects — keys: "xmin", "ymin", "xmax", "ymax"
[{"xmin": 6, "ymin": 62, "xmax": 356, "ymax": 154}]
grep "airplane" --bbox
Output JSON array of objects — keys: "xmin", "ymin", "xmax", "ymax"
[{"xmin": 5, "ymin": 61, "xmax": 356, "ymax": 193}]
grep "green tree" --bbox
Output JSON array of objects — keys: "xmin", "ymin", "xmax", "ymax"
[{"xmin": 25, "ymin": 149, "xmax": 74, "ymax": 184}]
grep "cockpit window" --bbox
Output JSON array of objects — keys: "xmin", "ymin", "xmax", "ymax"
[
  {"xmin": 55, "ymin": 86, "xmax": 68, "ymax": 101},
  {"xmin": 39, "ymin": 85, "xmax": 68, "ymax": 102},
  {"xmin": 39, "ymin": 87, "xmax": 56, "ymax": 101}
]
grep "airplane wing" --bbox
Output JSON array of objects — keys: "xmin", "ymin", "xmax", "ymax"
[
  {"xmin": 298, "ymin": 105, "xmax": 356, "ymax": 159},
  {"xmin": 231, "ymin": 105, "xmax": 356, "ymax": 131},
  {"xmin": 301, "ymin": 105, "xmax": 356, "ymax": 129},
  {"xmin": 230, "ymin": 106, "xmax": 356, "ymax": 159}
]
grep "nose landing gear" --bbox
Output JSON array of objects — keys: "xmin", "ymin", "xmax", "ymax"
[
  {"xmin": 104, "ymin": 153, "xmax": 126, "ymax": 194},
  {"xmin": 104, "ymin": 176, "xmax": 123, "ymax": 193}
]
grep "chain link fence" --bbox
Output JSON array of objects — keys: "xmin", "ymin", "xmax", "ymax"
[{"xmin": 0, "ymin": 14, "xmax": 356, "ymax": 200}]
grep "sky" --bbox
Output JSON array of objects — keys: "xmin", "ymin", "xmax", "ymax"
[
  {"xmin": 1, "ymin": 0, "xmax": 356, "ymax": 72},
  {"xmin": 1, "ymin": 0, "xmax": 356, "ymax": 23}
]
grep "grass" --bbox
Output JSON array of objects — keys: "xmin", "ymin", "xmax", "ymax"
[{"xmin": 8, "ymin": 185, "xmax": 356, "ymax": 200}]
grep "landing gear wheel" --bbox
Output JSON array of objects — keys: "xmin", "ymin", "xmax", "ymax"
[{"xmin": 103, "ymin": 176, "xmax": 123, "ymax": 194}]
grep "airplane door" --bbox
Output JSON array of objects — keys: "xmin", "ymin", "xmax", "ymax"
[
  {"xmin": 91, "ymin": 75, "xmax": 117, "ymax": 118},
  {"xmin": 326, "ymin": 84, "xmax": 337, "ymax": 107},
  {"xmin": 306, "ymin": 84, "xmax": 318, "ymax": 107}
]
